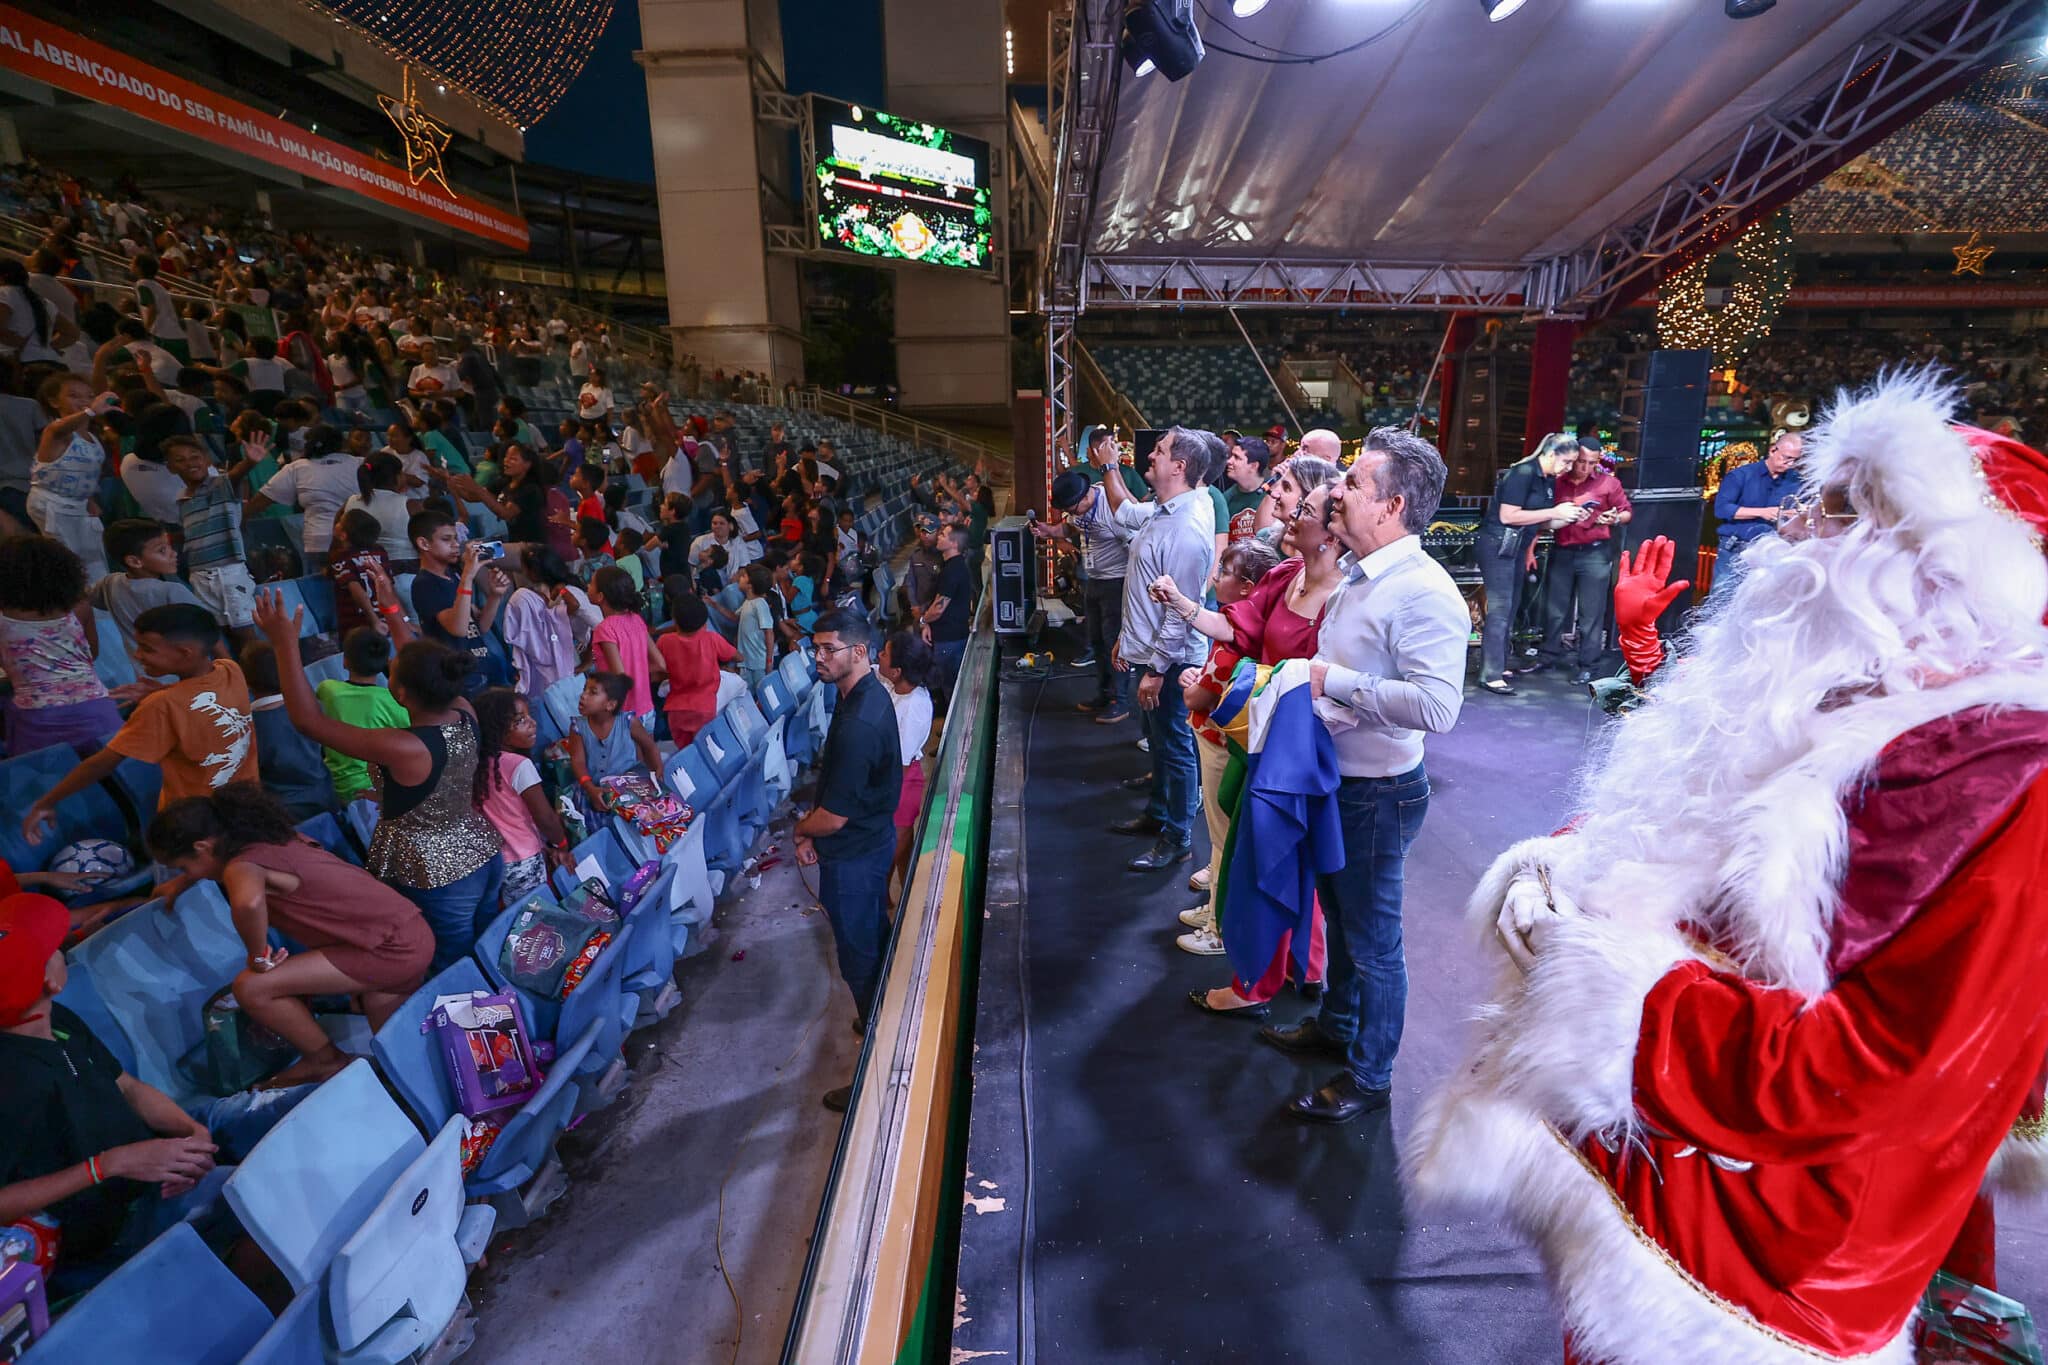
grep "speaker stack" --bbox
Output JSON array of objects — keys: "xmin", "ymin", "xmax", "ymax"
[
  {"xmin": 1445, "ymin": 349, "xmax": 1531, "ymax": 499},
  {"xmin": 1615, "ymin": 348, "xmax": 1712, "ymax": 635}
]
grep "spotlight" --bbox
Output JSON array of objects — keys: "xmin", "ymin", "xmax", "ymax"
[
  {"xmin": 1480, "ymin": 0, "xmax": 1526, "ymax": 20},
  {"xmin": 1725, "ymin": 0, "xmax": 1777, "ymax": 14},
  {"xmin": 1232, "ymin": 0, "xmax": 1270, "ymax": 16},
  {"xmin": 1134, "ymin": 59, "xmax": 1157, "ymax": 78},
  {"xmin": 1123, "ymin": 0, "xmax": 1204, "ymax": 81}
]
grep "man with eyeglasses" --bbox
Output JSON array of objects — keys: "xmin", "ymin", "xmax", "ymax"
[
  {"xmin": 1259, "ymin": 427, "xmax": 1468, "ymax": 1123},
  {"xmin": 1711, "ymin": 428, "xmax": 1803, "ymax": 595},
  {"xmin": 794, "ymin": 609, "xmax": 905, "ymax": 1113}
]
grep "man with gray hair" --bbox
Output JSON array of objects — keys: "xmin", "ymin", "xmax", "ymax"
[
  {"xmin": 1102, "ymin": 426, "xmax": 1223, "ymax": 872},
  {"xmin": 1259, "ymin": 426, "xmax": 1468, "ymax": 1123}
]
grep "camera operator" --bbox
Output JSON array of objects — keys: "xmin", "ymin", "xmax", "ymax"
[{"xmin": 1528, "ymin": 437, "xmax": 1630, "ymax": 685}]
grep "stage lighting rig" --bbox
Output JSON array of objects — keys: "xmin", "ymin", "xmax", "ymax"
[
  {"xmin": 1123, "ymin": 0, "xmax": 1206, "ymax": 81},
  {"xmin": 1480, "ymin": 0, "xmax": 1526, "ymax": 20},
  {"xmin": 1231, "ymin": 0, "xmax": 1271, "ymax": 16},
  {"xmin": 1725, "ymin": 0, "xmax": 1777, "ymax": 15}
]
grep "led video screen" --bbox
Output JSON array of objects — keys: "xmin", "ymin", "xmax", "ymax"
[{"xmin": 810, "ymin": 96, "xmax": 993, "ymax": 272}]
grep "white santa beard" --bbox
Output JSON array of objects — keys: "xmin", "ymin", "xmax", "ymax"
[{"xmin": 1548, "ymin": 521, "xmax": 2048, "ymax": 999}]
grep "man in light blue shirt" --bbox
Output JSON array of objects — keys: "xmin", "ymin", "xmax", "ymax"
[
  {"xmin": 1103, "ymin": 426, "xmax": 1223, "ymax": 871},
  {"xmin": 1260, "ymin": 427, "xmax": 1469, "ymax": 1124}
]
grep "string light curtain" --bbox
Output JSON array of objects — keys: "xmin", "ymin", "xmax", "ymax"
[{"xmin": 308, "ymin": 0, "xmax": 613, "ymax": 128}]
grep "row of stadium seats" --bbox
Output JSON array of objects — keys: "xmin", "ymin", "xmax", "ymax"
[{"xmin": 18, "ymin": 645, "xmax": 835, "ymax": 1363}]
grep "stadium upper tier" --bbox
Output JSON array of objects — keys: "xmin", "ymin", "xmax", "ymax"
[{"xmin": 1795, "ymin": 63, "xmax": 2048, "ymax": 236}]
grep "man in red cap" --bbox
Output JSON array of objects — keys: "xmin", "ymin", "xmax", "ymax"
[
  {"xmin": 1409, "ymin": 372, "xmax": 2048, "ymax": 1365},
  {"xmin": 0, "ymin": 893, "xmax": 229, "ymax": 1293}
]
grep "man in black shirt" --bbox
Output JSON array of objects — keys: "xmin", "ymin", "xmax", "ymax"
[
  {"xmin": 408, "ymin": 509, "xmax": 512, "ymax": 693},
  {"xmin": 0, "ymin": 893, "xmax": 306, "ymax": 1294},
  {"xmin": 1474, "ymin": 433, "xmax": 1587, "ymax": 695},
  {"xmin": 794, "ymin": 609, "xmax": 904, "ymax": 1112},
  {"xmin": 919, "ymin": 526, "xmax": 975, "ymax": 704}
]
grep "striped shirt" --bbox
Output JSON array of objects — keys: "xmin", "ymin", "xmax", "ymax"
[{"xmin": 178, "ymin": 472, "xmax": 245, "ymax": 571}]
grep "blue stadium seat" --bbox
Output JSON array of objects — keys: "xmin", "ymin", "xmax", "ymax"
[
  {"xmin": 222, "ymin": 1059, "xmax": 425, "ymax": 1293},
  {"xmin": 0, "ymin": 746, "xmax": 132, "ymax": 882},
  {"xmin": 91, "ymin": 609, "xmax": 136, "ymax": 690},
  {"xmin": 23, "ymin": 1223, "xmax": 270, "ymax": 1365},
  {"xmin": 702, "ymin": 714, "xmax": 769, "ymax": 828},
  {"xmin": 392, "ymin": 573, "xmax": 418, "ymax": 624},
  {"xmin": 57, "ymin": 880, "xmax": 242, "ymax": 1108},
  {"xmin": 302, "ymin": 652, "xmax": 349, "ymax": 688},
  {"xmin": 326, "ymin": 1114, "xmax": 495, "ymax": 1362},
  {"xmin": 110, "ymin": 754, "xmax": 162, "ymax": 819},
  {"xmin": 267, "ymin": 579, "xmax": 320, "ymax": 640},
  {"xmin": 553, "ymin": 826, "xmax": 636, "ymax": 897},
  {"xmin": 296, "ymin": 811, "xmax": 359, "ymax": 866},
  {"xmin": 294, "ymin": 575, "xmax": 338, "ymax": 636},
  {"xmin": 539, "ymin": 672, "xmax": 585, "ymax": 744},
  {"xmin": 343, "ymin": 798, "xmax": 379, "ymax": 858},
  {"xmin": 473, "ymin": 898, "xmax": 635, "ymax": 1108},
  {"xmin": 239, "ymin": 1287, "xmax": 323, "ymax": 1365},
  {"xmin": 665, "ymin": 743, "xmax": 742, "ymax": 873},
  {"xmin": 370, "ymin": 959, "xmax": 599, "ymax": 1203}
]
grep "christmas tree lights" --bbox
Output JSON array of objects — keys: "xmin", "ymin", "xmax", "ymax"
[{"xmin": 1656, "ymin": 208, "xmax": 1795, "ymax": 366}]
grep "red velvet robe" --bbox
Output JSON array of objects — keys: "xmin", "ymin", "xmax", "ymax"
[{"xmin": 1573, "ymin": 707, "xmax": 2048, "ymax": 1360}]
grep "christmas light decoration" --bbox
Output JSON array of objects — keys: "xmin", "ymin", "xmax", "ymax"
[
  {"xmin": 380, "ymin": 65, "xmax": 454, "ymax": 196},
  {"xmin": 304, "ymin": 0, "xmax": 612, "ymax": 129},
  {"xmin": 1952, "ymin": 229, "xmax": 1996, "ymax": 276},
  {"xmin": 1656, "ymin": 208, "xmax": 1795, "ymax": 366}
]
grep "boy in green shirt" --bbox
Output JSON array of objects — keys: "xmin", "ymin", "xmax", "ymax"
[{"xmin": 314, "ymin": 628, "xmax": 410, "ymax": 801}]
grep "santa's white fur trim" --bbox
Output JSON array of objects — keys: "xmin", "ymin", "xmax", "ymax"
[
  {"xmin": 1465, "ymin": 834, "xmax": 1573, "ymax": 940},
  {"xmin": 1982, "ymin": 1128, "xmax": 2048, "ymax": 1201},
  {"xmin": 1405, "ymin": 1094, "xmax": 1915, "ymax": 1365}
]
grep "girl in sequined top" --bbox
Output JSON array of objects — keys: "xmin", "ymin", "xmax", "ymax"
[{"xmin": 251, "ymin": 584, "xmax": 503, "ymax": 973}]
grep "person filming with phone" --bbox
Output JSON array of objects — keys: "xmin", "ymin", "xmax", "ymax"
[
  {"xmin": 1474, "ymin": 432, "xmax": 1585, "ymax": 696},
  {"xmin": 1526, "ymin": 435, "xmax": 1631, "ymax": 685},
  {"xmin": 408, "ymin": 509, "xmax": 513, "ymax": 695}
]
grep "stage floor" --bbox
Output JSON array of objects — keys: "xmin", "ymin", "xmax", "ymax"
[{"xmin": 957, "ymin": 657, "xmax": 2048, "ymax": 1364}]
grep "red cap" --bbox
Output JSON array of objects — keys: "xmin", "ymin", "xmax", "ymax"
[
  {"xmin": 0, "ymin": 894, "xmax": 68, "ymax": 1027},
  {"xmin": 1961, "ymin": 425, "xmax": 2048, "ymax": 541}
]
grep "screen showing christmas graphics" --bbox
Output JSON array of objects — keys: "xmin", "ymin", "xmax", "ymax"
[{"xmin": 811, "ymin": 97, "xmax": 993, "ymax": 272}]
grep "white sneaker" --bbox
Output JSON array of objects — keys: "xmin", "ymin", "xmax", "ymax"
[
  {"xmin": 1188, "ymin": 867, "xmax": 1212, "ymax": 893},
  {"xmin": 1137, "ymin": 736, "xmax": 1150, "ymax": 752},
  {"xmin": 1178, "ymin": 905, "xmax": 1212, "ymax": 929},
  {"xmin": 1176, "ymin": 928, "xmax": 1225, "ymax": 956}
]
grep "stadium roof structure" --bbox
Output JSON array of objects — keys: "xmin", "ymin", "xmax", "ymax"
[{"xmin": 1044, "ymin": 0, "xmax": 2038, "ymax": 322}]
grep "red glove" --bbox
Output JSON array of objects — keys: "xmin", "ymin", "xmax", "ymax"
[{"xmin": 1614, "ymin": 537, "xmax": 1691, "ymax": 687}]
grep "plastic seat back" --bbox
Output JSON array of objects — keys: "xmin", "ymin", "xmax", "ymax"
[
  {"xmin": 302, "ymin": 652, "xmax": 348, "ymax": 688},
  {"xmin": 223, "ymin": 1059, "xmax": 426, "ymax": 1291},
  {"xmin": 376, "ymin": 971, "xmax": 599, "ymax": 1197},
  {"xmin": 294, "ymin": 575, "xmax": 338, "ymax": 635},
  {"xmin": 91, "ymin": 609, "xmax": 135, "ymax": 690},
  {"xmin": 694, "ymin": 723, "xmax": 745, "ymax": 786},
  {"xmin": 540, "ymin": 671, "xmax": 585, "ymax": 741},
  {"xmin": 473, "ymin": 904, "xmax": 633, "ymax": 1084},
  {"xmin": 342, "ymin": 798, "xmax": 379, "ymax": 859},
  {"xmin": 326, "ymin": 1116, "xmax": 480, "ymax": 1356},
  {"xmin": 723, "ymin": 693, "xmax": 767, "ymax": 751},
  {"xmin": 295, "ymin": 812, "xmax": 356, "ymax": 864},
  {"xmin": 756, "ymin": 671, "xmax": 795, "ymax": 724},
  {"xmin": 239, "ymin": 1287, "xmax": 324, "ymax": 1365},
  {"xmin": 0, "ymin": 746, "xmax": 130, "ymax": 878},
  {"xmin": 61, "ymin": 881, "xmax": 242, "ymax": 1105},
  {"xmin": 23, "ymin": 1223, "xmax": 270, "ymax": 1365},
  {"xmin": 557, "ymin": 826, "xmax": 634, "ymax": 893}
]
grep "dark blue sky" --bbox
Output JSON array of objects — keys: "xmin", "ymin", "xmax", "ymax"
[{"xmin": 526, "ymin": 0, "xmax": 885, "ymax": 183}]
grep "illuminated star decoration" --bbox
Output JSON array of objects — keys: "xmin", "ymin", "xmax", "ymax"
[
  {"xmin": 378, "ymin": 65, "xmax": 455, "ymax": 197},
  {"xmin": 1952, "ymin": 230, "xmax": 1995, "ymax": 277}
]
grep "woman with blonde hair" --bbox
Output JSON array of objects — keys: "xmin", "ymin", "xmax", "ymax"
[{"xmin": 1475, "ymin": 431, "xmax": 1588, "ymax": 696}]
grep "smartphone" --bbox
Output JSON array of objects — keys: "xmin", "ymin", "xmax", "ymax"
[
  {"xmin": 1579, "ymin": 499, "xmax": 1604, "ymax": 514},
  {"xmin": 473, "ymin": 540, "xmax": 507, "ymax": 562}
]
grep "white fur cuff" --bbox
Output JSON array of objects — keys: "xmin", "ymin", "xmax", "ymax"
[
  {"xmin": 1495, "ymin": 916, "xmax": 1694, "ymax": 1141},
  {"xmin": 1467, "ymin": 834, "xmax": 1573, "ymax": 941}
]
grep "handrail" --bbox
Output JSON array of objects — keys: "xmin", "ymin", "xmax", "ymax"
[
  {"xmin": 793, "ymin": 386, "xmax": 1004, "ymax": 468},
  {"xmin": 1008, "ymin": 99, "xmax": 1052, "ymax": 215},
  {"xmin": 0, "ymin": 211, "xmax": 214, "ymax": 303},
  {"xmin": 780, "ymin": 590, "xmax": 1001, "ymax": 1364},
  {"xmin": 1072, "ymin": 335, "xmax": 1149, "ymax": 434},
  {"xmin": 479, "ymin": 257, "xmax": 670, "ymax": 305},
  {"xmin": 556, "ymin": 298, "xmax": 671, "ymax": 361}
]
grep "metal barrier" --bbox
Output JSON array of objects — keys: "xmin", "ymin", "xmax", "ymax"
[
  {"xmin": 793, "ymin": 387, "xmax": 1005, "ymax": 470},
  {"xmin": 780, "ymin": 598, "xmax": 1000, "ymax": 1365}
]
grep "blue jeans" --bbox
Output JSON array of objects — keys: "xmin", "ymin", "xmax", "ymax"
[
  {"xmin": 405, "ymin": 856, "xmax": 508, "ymax": 975},
  {"xmin": 1314, "ymin": 766, "xmax": 1430, "ymax": 1090},
  {"xmin": 933, "ymin": 638, "xmax": 967, "ymax": 701},
  {"xmin": 1139, "ymin": 664, "xmax": 1199, "ymax": 846},
  {"xmin": 817, "ymin": 835, "xmax": 896, "ymax": 1025}
]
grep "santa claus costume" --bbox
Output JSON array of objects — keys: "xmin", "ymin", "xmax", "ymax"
[{"xmin": 1405, "ymin": 372, "xmax": 2048, "ymax": 1365}]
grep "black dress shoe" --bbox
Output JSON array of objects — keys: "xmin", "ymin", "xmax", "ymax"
[
  {"xmin": 1187, "ymin": 990, "xmax": 1270, "ymax": 1021},
  {"xmin": 1129, "ymin": 837, "xmax": 1192, "ymax": 871},
  {"xmin": 822, "ymin": 1085, "xmax": 852, "ymax": 1112},
  {"xmin": 1076, "ymin": 696, "xmax": 1110, "ymax": 712},
  {"xmin": 1258, "ymin": 1017, "xmax": 1348, "ymax": 1061},
  {"xmin": 1295, "ymin": 980, "xmax": 1326, "ymax": 1003},
  {"xmin": 1288, "ymin": 1073, "xmax": 1391, "ymax": 1124},
  {"xmin": 1108, "ymin": 814, "xmax": 1163, "ymax": 836},
  {"xmin": 1119, "ymin": 774, "xmax": 1152, "ymax": 791}
]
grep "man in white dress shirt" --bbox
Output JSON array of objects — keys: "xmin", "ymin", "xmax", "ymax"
[{"xmin": 1259, "ymin": 427, "xmax": 1469, "ymax": 1123}]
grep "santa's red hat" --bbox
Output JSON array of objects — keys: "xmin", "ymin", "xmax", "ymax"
[{"xmin": 1960, "ymin": 424, "xmax": 2048, "ymax": 549}]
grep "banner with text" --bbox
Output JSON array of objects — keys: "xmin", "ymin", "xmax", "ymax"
[{"xmin": 0, "ymin": 6, "xmax": 528, "ymax": 251}]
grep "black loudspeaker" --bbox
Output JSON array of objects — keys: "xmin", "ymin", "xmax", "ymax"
[
  {"xmin": 991, "ymin": 516, "xmax": 1036, "ymax": 635},
  {"xmin": 1123, "ymin": 0, "xmax": 1205, "ymax": 80},
  {"xmin": 1445, "ymin": 350, "xmax": 1531, "ymax": 499},
  {"xmin": 1618, "ymin": 348, "xmax": 1712, "ymax": 489},
  {"xmin": 1618, "ymin": 492, "xmax": 1705, "ymax": 637}
]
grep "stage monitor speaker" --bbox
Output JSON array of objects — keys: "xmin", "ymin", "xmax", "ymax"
[
  {"xmin": 991, "ymin": 516, "xmax": 1037, "ymax": 635},
  {"xmin": 1619, "ymin": 348, "xmax": 1712, "ymax": 489},
  {"xmin": 1618, "ymin": 491, "xmax": 1706, "ymax": 637}
]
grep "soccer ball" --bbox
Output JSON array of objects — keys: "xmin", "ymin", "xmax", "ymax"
[{"xmin": 50, "ymin": 838, "xmax": 134, "ymax": 883}]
